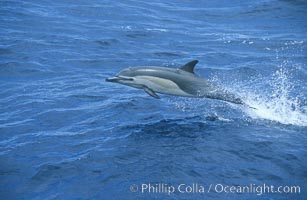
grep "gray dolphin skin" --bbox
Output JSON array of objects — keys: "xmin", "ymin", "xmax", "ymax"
[{"xmin": 106, "ymin": 60, "xmax": 246, "ymax": 105}]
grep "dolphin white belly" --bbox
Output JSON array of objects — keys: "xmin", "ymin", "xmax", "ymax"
[{"xmin": 136, "ymin": 76, "xmax": 193, "ymax": 97}]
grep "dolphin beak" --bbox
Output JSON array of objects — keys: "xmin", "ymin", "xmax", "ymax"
[
  {"xmin": 105, "ymin": 76, "xmax": 134, "ymax": 82},
  {"xmin": 105, "ymin": 77, "xmax": 120, "ymax": 82}
]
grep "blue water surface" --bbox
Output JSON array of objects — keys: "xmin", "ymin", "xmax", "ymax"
[{"xmin": 0, "ymin": 0, "xmax": 306, "ymax": 199}]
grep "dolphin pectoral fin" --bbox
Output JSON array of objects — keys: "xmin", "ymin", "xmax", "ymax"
[{"xmin": 144, "ymin": 87, "xmax": 160, "ymax": 99}]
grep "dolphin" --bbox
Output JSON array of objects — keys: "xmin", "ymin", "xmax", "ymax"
[{"xmin": 106, "ymin": 60, "xmax": 248, "ymax": 106}]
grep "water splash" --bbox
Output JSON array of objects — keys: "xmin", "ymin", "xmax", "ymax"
[
  {"xmin": 167, "ymin": 61, "xmax": 306, "ymax": 126},
  {"xmin": 237, "ymin": 65, "xmax": 307, "ymax": 126}
]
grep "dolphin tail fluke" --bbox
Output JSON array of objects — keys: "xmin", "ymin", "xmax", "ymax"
[
  {"xmin": 225, "ymin": 95, "xmax": 257, "ymax": 110},
  {"xmin": 247, "ymin": 105, "xmax": 257, "ymax": 110},
  {"xmin": 241, "ymin": 102, "xmax": 257, "ymax": 110}
]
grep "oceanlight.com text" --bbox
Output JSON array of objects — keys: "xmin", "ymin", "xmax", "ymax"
[{"xmin": 129, "ymin": 183, "xmax": 301, "ymax": 196}]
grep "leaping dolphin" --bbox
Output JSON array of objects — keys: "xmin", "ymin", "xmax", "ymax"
[{"xmin": 106, "ymin": 60, "xmax": 247, "ymax": 106}]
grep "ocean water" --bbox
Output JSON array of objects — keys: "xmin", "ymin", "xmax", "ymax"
[{"xmin": 0, "ymin": 0, "xmax": 306, "ymax": 199}]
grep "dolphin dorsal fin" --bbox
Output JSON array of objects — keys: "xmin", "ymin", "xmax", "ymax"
[{"xmin": 179, "ymin": 60, "xmax": 198, "ymax": 73}]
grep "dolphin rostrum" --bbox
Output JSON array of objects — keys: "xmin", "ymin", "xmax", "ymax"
[{"xmin": 106, "ymin": 60, "xmax": 248, "ymax": 106}]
